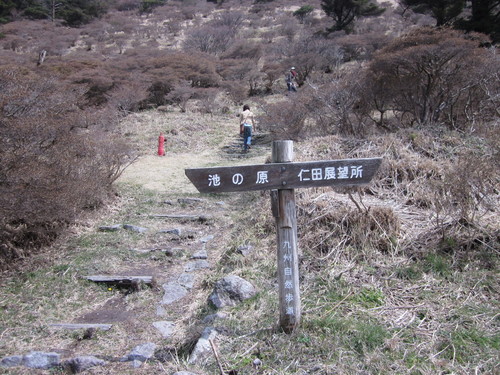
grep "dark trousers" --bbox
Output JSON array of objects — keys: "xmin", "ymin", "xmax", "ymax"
[{"xmin": 243, "ymin": 125, "xmax": 252, "ymax": 150}]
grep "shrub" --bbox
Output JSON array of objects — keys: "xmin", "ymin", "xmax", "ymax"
[
  {"xmin": 363, "ymin": 28, "xmax": 497, "ymax": 129},
  {"xmin": 142, "ymin": 80, "xmax": 174, "ymax": 108},
  {"xmin": 293, "ymin": 5, "xmax": 314, "ymax": 24},
  {"xmin": 0, "ymin": 67, "xmax": 131, "ymax": 267},
  {"xmin": 146, "ymin": 52, "xmax": 220, "ymax": 88},
  {"xmin": 166, "ymin": 81, "xmax": 197, "ymax": 112},
  {"xmin": 258, "ymin": 94, "xmax": 313, "ymax": 140},
  {"xmin": 210, "ymin": 9, "xmax": 244, "ymax": 32},
  {"xmin": 220, "ymin": 40, "xmax": 262, "ymax": 60},
  {"xmin": 432, "ymin": 146, "xmax": 499, "ymax": 226},
  {"xmin": 139, "ymin": 0, "xmax": 165, "ymax": 14},
  {"xmin": 307, "ymin": 65, "xmax": 368, "ymax": 135},
  {"xmin": 183, "ymin": 25, "xmax": 235, "ymax": 55},
  {"xmin": 132, "ymin": 51, "xmax": 219, "ymax": 108},
  {"xmin": 261, "ymin": 62, "xmax": 283, "ymax": 93},
  {"xmin": 114, "ymin": 0, "xmax": 141, "ymax": 11}
]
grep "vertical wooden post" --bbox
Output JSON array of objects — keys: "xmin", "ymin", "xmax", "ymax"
[{"xmin": 272, "ymin": 140, "xmax": 301, "ymax": 333}]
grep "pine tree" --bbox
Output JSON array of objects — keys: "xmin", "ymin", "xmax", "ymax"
[
  {"xmin": 0, "ymin": 0, "xmax": 20, "ymax": 22},
  {"xmin": 321, "ymin": 0, "xmax": 385, "ymax": 32},
  {"xmin": 400, "ymin": 0, "xmax": 499, "ymax": 42},
  {"xmin": 464, "ymin": 0, "xmax": 500, "ymax": 42}
]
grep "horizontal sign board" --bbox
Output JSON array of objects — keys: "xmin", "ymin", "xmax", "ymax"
[{"xmin": 185, "ymin": 157, "xmax": 382, "ymax": 193}]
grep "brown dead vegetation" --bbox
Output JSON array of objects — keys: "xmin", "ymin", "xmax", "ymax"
[{"xmin": 0, "ymin": 3, "xmax": 498, "ymax": 372}]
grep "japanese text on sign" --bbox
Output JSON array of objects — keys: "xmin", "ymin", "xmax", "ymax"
[
  {"xmin": 206, "ymin": 165, "xmax": 363, "ymax": 188},
  {"xmin": 282, "ymin": 240, "xmax": 295, "ymax": 316},
  {"xmin": 298, "ymin": 165, "xmax": 363, "ymax": 181}
]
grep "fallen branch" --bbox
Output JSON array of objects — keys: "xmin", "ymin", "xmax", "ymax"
[{"xmin": 209, "ymin": 339, "xmax": 225, "ymax": 375}]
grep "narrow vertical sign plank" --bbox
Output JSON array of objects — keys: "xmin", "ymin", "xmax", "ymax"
[{"xmin": 272, "ymin": 141, "xmax": 301, "ymax": 332}]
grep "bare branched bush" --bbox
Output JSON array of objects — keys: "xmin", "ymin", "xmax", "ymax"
[
  {"xmin": 220, "ymin": 40, "xmax": 262, "ymax": 60},
  {"xmin": 166, "ymin": 81, "xmax": 196, "ymax": 112},
  {"xmin": 113, "ymin": 0, "xmax": 141, "ymax": 11},
  {"xmin": 183, "ymin": 25, "xmax": 235, "ymax": 55},
  {"xmin": 363, "ymin": 28, "xmax": 497, "ymax": 129},
  {"xmin": 109, "ymin": 82, "xmax": 146, "ymax": 114},
  {"xmin": 258, "ymin": 94, "xmax": 314, "ymax": 140},
  {"xmin": 217, "ymin": 58, "xmax": 254, "ymax": 81},
  {"xmin": 432, "ymin": 147, "xmax": 499, "ymax": 228},
  {"xmin": 132, "ymin": 51, "xmax": 219, "ymax": 108},
  {"xmin": 307, "ymin": 65, "xmax": 368, "ymax": 135},
  {"xmin": 220, "ymin": 80, "xmax": 249, "ymax": 104},
  {"xmin": 142, "ymin": 80, "xmax": 175, "ymax": 108},
  {"xmin": 261, "ymin": 62, "xmax": 283, "ymax": 93},
  {"xmin": 299, "ymin": 199, "xmax": 400, "ymax": 260},
  {"xmin": 209, "ymin": 10, "xmax": 244, "ymax": 32},
  {"xmin": 0, "ymin": 68, "xmax": 132, "ymax": 267},
  {"xmin": 216, "ymin": 57, "xmax": 265, "ymax": 98}
]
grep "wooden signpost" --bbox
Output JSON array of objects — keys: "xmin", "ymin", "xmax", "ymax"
[{"xmin": 185, "ymin": 140, "xmax": 382, "ymax": 333}]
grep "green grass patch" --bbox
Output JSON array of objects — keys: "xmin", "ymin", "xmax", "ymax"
[
  {"xmin": 422, "ymin": 253, "xmax": 451, "ymax": 277},
  {"xmin": 395, "ymin": 264, "xmax": 423, "ymax": 280},
  {"xmin": 438, "ymin": 328, "xmax": 500, "ymax": 364},
  {"xmin": 303, "ymin": 314, "xmax": 388, "ymax": 355},
  {"xmin": 352, "ymin": 287, "xmax": 385, "ymax": 308}
]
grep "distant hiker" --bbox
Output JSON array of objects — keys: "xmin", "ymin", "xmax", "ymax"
[
  {"xmin": 286, "ymin": 67, "xmax": 297, "ymax": 92},
  {"xmin": 37, "ymin": 50, "xmax": 47, "ymax": 66},
  {"xmin": 239, "ymin": 104, "xmax": 255, "ymax": 151}
]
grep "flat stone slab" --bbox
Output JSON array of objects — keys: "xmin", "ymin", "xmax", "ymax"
[
  {"xmin": 49, "ymin": 323, "xmax": 113, "ymax": 331},
  {"xmin": 24, "ymin": 351, "xmax": 60, "ymax": 369},
  {"xmin": 191, "ymin": 250, "xmax": 208, "ymax": 260},
  {"xmin": 84, "ymin": 275, "xmax": 154, "ymax": 287},
  {"xmin": 123, "ymin": 224, "xmax": 148, "ymax": 233},
  {"xmin": 157, "ymin": 228, "xmax": 183, "ymax": 235},
  {"xmin": 127, "ymin": 343, "xmax": 157, "ymax": 362},
  {"xmin": 200, "ymin": 235, "xmax": 214, "ymax": 243},
  {"xmin": 161, "ymin": 283, "xmax": 188, "ymax": 305},
  {"xmin": 150, "ymin": 214, "xmax": 211, "ymax": 222},
  {"xmin": 130, "ymin": 247, "xmax": 168, "ymax": 253},
  {"xmin": 130, "ymin": 248, "xmax": 184, "ymax": 258},
  {"xmin": 152, "ymin": 321, "xmax": 175, "ymax": 338},
  {"xmin": 184, "ymin": 260, "xmax": 210, "ymax": 272},
  {"xmin": 177, "ymin": 273, "xmax": 196, "ymax": 289},
  {"xmin": 0, "ymin": 355, "xmax": 23, "ymax": 368},
  {"xmin": 99, "ymin": 224, "xmax": 122, "ymax": 232},
  {"xmin": 178, "ymin": 198, "xmax": 205, "ymax": 205}
]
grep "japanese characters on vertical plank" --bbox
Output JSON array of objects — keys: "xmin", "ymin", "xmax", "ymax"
[{"xmin": 277, "ymin": 226, "xmax": 301, "ymax": 332}]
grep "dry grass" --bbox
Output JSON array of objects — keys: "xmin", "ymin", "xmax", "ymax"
[
  {"xmin": 1, "ymin": 106, "xmax": 498, "ymax": 375},
  {"xmin": 1, "ymin": 1, "xmax": 498, "ymax": 374}
]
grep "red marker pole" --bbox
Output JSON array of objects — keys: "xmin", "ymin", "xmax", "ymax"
[{"xmin": 158, "ymin": 133, "xmax": 166, "ymax": 156}]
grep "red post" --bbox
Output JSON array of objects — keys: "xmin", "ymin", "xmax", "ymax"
[{"xmin": 158, "ymin": 133, "xmax": 166, "ymax": 156}]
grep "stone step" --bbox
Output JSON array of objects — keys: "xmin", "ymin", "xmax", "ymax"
[
  {"xmin": 49, "ymin": 323, "xmax": 113, "ymax": 331},
  {"xmin": 149, "ymin": 214, "xmax": 210, "ymax": 222},
  {"xmin": 84, "ymin": 275, "xmax": 154, "ymax": 288}
]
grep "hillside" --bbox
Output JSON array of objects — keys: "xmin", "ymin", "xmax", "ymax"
[
  {"xmin": 0, "ymin": 0, "xmax": 499, "ymax": 374},
  {"xmin": 1, "ymin": 104, "xmax": 498, "ymax": 374}
]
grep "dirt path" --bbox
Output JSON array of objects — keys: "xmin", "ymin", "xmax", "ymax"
[
  {"xmin": 0, "ymin": 108, "xmax": 273, "ymax": 373},
  {"xmin": 70, "ymin": 109, "xmax": 273, "ymax": 368},
  {"xmin": 117, "ymin": 108, "xmax": 271, "ymax": 194}
]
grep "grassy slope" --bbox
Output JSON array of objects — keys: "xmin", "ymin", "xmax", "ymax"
[
  {"xmin": 0, "ymin": 104, "xmax": 498, "ymax": 375},
  {"xmin": 0, "ymin": 2, "xmax": 498, "ymax": 374}
]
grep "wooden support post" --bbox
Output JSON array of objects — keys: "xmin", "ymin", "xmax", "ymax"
[{"xmin": 272, "ymin": 140, "xmax": 301, "ymax": 333}]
